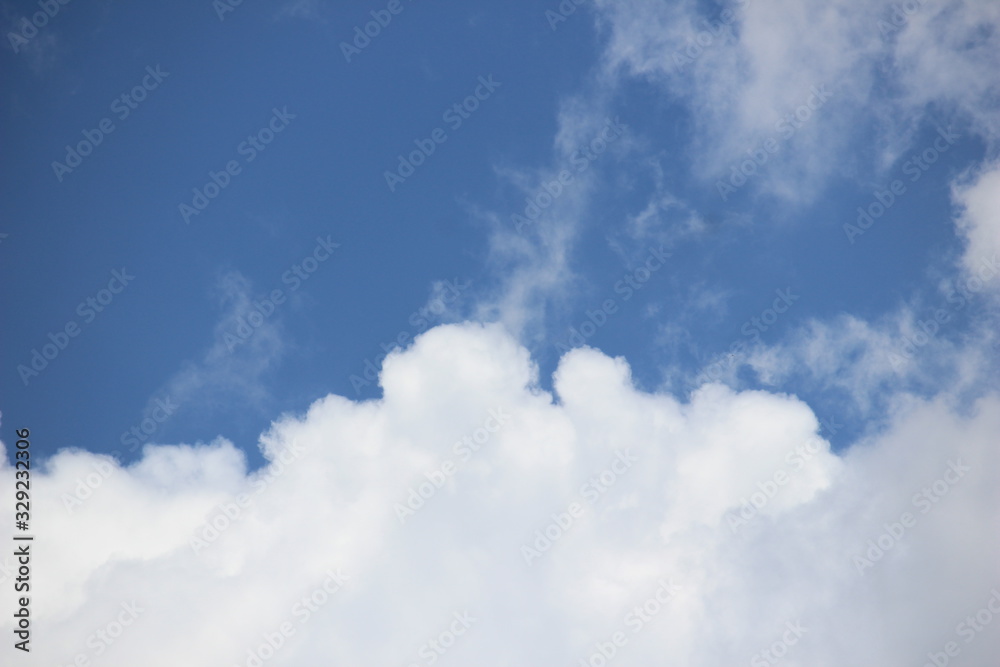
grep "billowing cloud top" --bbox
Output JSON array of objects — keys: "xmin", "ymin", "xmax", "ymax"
[{"xmin": 3, "ymin": 323, "xmax": 998, "ymax": 666}]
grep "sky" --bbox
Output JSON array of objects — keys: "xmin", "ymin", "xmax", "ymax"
[{"xmin": 1, "ymin": 0, "xmax": 999, "ymax": 665}]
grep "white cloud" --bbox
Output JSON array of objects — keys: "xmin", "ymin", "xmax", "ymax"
[
  {"xmin": 592, "ymin": 0, "xmax": 878, "ymax": 199},
  {"xmin": 952, "ymin": 163, "xmax": 1000, "ymax": 280},
  {"xmin": 474, "ymin": 95, "xmax": 632, "ymax": 339},
  {"xmin": 590, "ymin": 0, "xmax": 1000, "ymax": 202},
  {"xmin": 741, "ymin": 295, "xmax": 1000, "ymax": 422},
  {"xmin": 466, "ymin": 0, "xmax": 998, "ymax": 411},
  {"xmin": 892, "ymin": 0, "xmax": 1000, "ymax": 143},
  {"xmin": 3, "ymin": 322, "xmax": 999, "ymax": 666},
  {"xmin": 127, "ymin": 269, "xmax": 286, "ymax": 436}
]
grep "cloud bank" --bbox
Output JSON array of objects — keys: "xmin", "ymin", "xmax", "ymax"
[{"xmin": 3, "ymin": 323, "xmax": 999, "ymax": 666}]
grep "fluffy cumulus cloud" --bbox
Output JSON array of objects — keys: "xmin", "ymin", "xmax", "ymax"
[{"xmin": 3, "ymin": 323, "xmax": 999, "ymax": 666}]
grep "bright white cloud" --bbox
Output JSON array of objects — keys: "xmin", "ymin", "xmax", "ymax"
[{"xmin": 3, "ymin": 322, "xmax": 999, "ymax": 666}]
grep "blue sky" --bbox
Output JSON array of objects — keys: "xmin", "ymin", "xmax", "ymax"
[
  {"xmin": 3, "ymin": 0, "xmax": 989, "ymax": 461},
  {"xmin": 2, "ymin": 0, "xmax": 1000, "ymax": 665}
]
